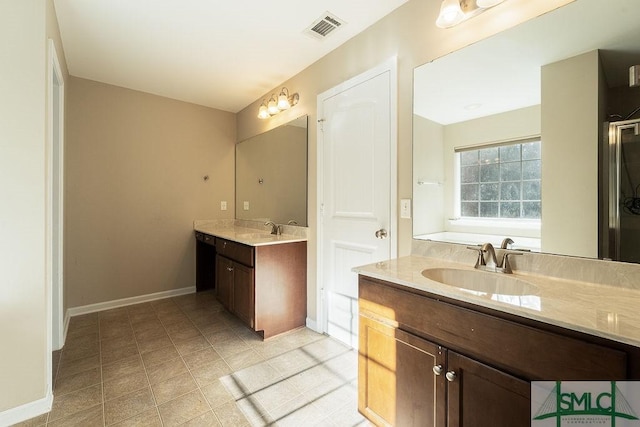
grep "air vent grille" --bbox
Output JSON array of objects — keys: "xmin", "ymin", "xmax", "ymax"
[{"xmin": 305, "ymin": 12, "xmax": 345, "ymax": 39}]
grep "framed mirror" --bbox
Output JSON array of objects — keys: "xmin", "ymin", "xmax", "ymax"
[
  {"xmin": 413, "ymin": 0, "xmax": 640, "ymax": 262},
  {"xmin": 235, "ymin": 115, "xmax": 308, "ymax": 226}
]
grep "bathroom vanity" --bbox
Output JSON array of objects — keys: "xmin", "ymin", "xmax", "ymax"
[
  {"xmin": 354, "ymin": 256, "xmax": 640, "ymax": 426},
  {"xmin": 194, "ymin": 221, "xmax": 307, "ymax": 339}
]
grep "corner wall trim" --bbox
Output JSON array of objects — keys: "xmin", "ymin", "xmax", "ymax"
[
  {"xmin": 66, "ymin": 286, "xmax": 196, "ymax": 318},
  {"xmin": 305, "ymin": 317, "xmax": 319, "ymax": 333},
  {"xmin": 0, "ymin": 391, "xmax": 53, "ymax": 427}
]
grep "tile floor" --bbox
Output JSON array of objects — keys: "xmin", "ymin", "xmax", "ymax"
[{"xmin": 15, "ymin": 291, "xmax": 368, "ymax": 427}]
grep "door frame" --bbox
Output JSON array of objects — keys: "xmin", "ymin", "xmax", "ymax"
[
  {"xmin": 47, "ymin": 38, "xmax": 65, "ymax": 361},
  {"xmin": 316, "ymin": 57, "xmax": 398, "ymax": 335}
]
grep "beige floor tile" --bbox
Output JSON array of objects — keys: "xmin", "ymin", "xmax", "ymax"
[
  {"xmin": 174, "ymin": 335, "xmax": 211, "ymax": 356},
  {"xmin": 66, "ymin": 323, "xmax": 99, "ymax": 340},
  {"xmin": 268, "ymin": 393, "xmax": 326, "ymax": 427},
  {"xmin": 48, "ymin": 384, "xmax": 102, "ymax": 422},
  {"xmin": 136, "ymin": 334, "xmax": 173, "ymax": 354},
  {"xmin": 11, "ymin": 412, "xmax": 48, "ymax": 427},
  {"xmin": 225, "ymin": 348, "xmax": 265, "ymax": 371},
  {"xmin": 131, "ymin": 318, "xmax": 164, "ymax": 333},
  {"xmin": 100, "ymin": 333, "xmax": 137, "ymax": 353},
  {"xmin": 266, "ymin": 348, "xmax": 318, "ymax": 377},
  {"xmin": 46, "ymin": 404, "xmax": 103, "ymax": 427},
  {"xmin": 127, "ymin": 302, "xmax": 155, "ymax": 315},
  {"xmin": 212, "ymin": 401, "xmax": 250, "ymax": 427},
  {"xmin": 227, "ymin": 361, "xmax": 282, "ymax": 395},
  {"xmin": 157, "ymin": 390, "xmax": 211, "ymax": 427},
  {"xmin": 163, "ymin": 319, "xmax": 194, "ymax": 334},
  {"xmin": 110, "ymin": 408, "xmax": 162, "ymax": 427},
  {"xmin": 181, "ymin": 410, "xmax": 222, "ymax": 427},
  {"xmin": 156, "ymin": 311, "xmax": 190, "ymax": 325},
  {"xmin": 211, "ymin": 337, "xmax": 250, "ymax": 358},
  {"xmin": 141, "ymin": 345, "xmax": 180, "ymax": 368},
  {"xmin": 68, "ymin": 313, "xmax": 98, "ymax": 329},
  {"xmin": 64, "ymin": 333, "xmax": 99, "ymax": 350},
  {"xmin": 200, "ymin": 379, "xmax": 235, "ymax": 409},
  {"xmin": 150, "ymin": 371, "xmax": 198, "ymax": 404},
  {"xmin": 101, "ymin": 343, "xmax": 139, "ymax": 365},
  {"xmin": 323, "ymin": 401, "xmax": 368, "ymax": 427},
  {"xmin": 190, "ymin": 359, "xmax": 232, "ymax": 387},
  {"xmin": 101, "ymin": 324, "xmax": 134, "ymax": 341},
  {"xmin": 57, "ymin": 353, "xmax": 101, "ymax": 379},
  {"xmin": 196, "ymin": 320, "xmax": 229, "ymax": 336},
  {"xmin": 53, "ymin": 366, "xmax": 101, "ymax": 396},
  {"xmin": 182, "ymin": 347, "xmax": 222, "ymax": 370},
  {"xmin": 103, "ymin": 370, "xmax": 150, "ymax": 401},
  {"xmin": 146, "ymin": 357, "xmax": 188, "ymax": 385},
  {"xmin": 60, "ymin": 340, "xmax": 100, "ymax": 364},
  {"xmin": 307, "ymin": 382, "xmax": 357, "ymax": 415},
  {"xmin": 204, "ymin": 329, "xmax": 239, "ymax": 346},
  {"xmin": 99, "ymin": 307, "xmax": 129, "ymax": 319},
  {"xmin": 128, "ymin": 310, "xmax": 159, "ymax": 325},
  {"xmin": 253, "ymin": 377, "xmax": 301, "ymax": 410},
  {"xmin": 103, "ymin": 387, "xmax": 155, "ymax": 425},
  {"xmin": 236, "ymin": 396, "xmax": 273, "ymax": 426},
  {"xmin": 133, "ymin": 327, "xmax": 168, "ymax": 343},
  {"xmin": 102, "ymin": 355, "xmax": 144, "ymax": 382},
  {"xmin": 166, "ymin": 325, "xmax": 202, "ymax": 342}
]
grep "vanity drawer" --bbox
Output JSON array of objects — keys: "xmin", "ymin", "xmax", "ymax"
[
  {"xmin": 216, "ymin": 238, "xmax": 254, "ymax": 267},
  {"xmin": 359, "ymin": 276, "xmax": 627, "ymax": 381}
]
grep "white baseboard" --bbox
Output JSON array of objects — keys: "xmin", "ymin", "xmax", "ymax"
[
  {"xmin": 0, "ymin": 391, "xmax": 52, "ymax": 427},
  {"xmin": 66, "ymin": 286, "xmax": 196, "ymax": 318},
  {"xmin": 305, "ymin": 317, "xmax": 320, "ymax": 333}
]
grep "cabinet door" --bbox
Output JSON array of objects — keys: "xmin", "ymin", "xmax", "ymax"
[
  {"xmin": 232, "ymin": 262, "xmax": 254, "ymax": 328},
  {"xmin": 215, "ymin": 256, "xmax": 233, "ymax": 310},
  {"xmin": 359, "ymin": 314, "xmax": 446, "ymax": 427},
  {"xmin": 446, "ymin": 351, "xmax": 530, "ymax": 427}
]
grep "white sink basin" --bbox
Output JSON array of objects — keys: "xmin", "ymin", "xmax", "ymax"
[{"xmin": 421, "ymin": 268, "xmax": 538, "ymax": 296}]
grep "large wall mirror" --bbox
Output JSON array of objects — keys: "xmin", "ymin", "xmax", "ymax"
[
  {"xmin": 236, "ymin": 115, "xmax": 308, "ymax": 226},
  {"xmin": 413, "ymin": 0, "xmax": 640, "ymax": 263}
]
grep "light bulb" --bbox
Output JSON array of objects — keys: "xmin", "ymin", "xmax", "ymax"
[
  {"xmin": 257, "ymin": 102, "xmax": 269, "ymax": 119},
  {"xmin": 436, "ymin": 0, "xmax": 464, "ymax": 28},
  {"xmin": 277, "ymin": 88, "xmax": 290, "ymax": 110},
  {"xmin": 267, "ymin": 96, "xmax": 279, "ymax": 115}
]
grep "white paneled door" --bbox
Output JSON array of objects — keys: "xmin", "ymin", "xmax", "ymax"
[{"xmin": 318, "ymin": 60, "xmax": 397, "ymax": 348}]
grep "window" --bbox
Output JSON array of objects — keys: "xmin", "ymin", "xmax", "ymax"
[{"xmin": 458, "ymin": 139, "xmax": 541, "ymax": 219}]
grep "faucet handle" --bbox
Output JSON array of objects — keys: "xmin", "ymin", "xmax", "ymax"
[
  {"xmin": 466, "ymin": 245, "xmax": 485, "ymax": 268},
  {"xmin": 500, "ymin": 251, "xmax": 522, "ymax": 274}
]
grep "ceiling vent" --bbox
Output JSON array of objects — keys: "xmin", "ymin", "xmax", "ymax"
[{"xmin": 305, "ymin": 12, "xmax": 345, "ymax": 40}]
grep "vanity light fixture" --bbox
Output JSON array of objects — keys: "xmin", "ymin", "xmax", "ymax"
[
  {"xmin": 436, "ymin": 0, "xmax": 507, "ymax": 29},
  {"xmin": 257, "ymin": 87, "xmax": 300, "ymax": 119}
]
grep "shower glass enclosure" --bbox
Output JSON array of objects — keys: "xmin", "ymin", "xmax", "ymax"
[{"xmin": 607, "ymin": 119, "xmax": 640, "ymax": 263}]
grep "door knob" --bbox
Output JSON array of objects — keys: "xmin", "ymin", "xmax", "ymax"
[
  {"xmin": 375, "ymin": 229, "xmax": 388, "ymax": 239},
  {"xmin": 432, "ymin": 365, "xmax": 443, "ymax": 376},
  {"xmin": 446, "ymin": 371, "xmax": 457, "ymax": 382}
]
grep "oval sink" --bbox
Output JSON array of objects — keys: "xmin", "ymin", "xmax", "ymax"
[{"xmin": 421, "ymin": 268, "xmax": 538, "ymax": 296}]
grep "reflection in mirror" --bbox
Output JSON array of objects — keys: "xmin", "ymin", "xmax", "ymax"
[
  {"xmin": 235, "ymin": 115, "xmax": 308, "ymax": 226},
  {"xmin": 413, "ymin": 0, "xmax": 640, "ymax": 262}
]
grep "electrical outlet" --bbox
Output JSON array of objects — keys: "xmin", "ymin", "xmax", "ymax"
[
  {"xmin": 243, "ymin": 201, "xmax": 250, "ymax": 211},
  {"xmin": 220, "ymin": 201, "xmax": 227, "ymax": 211},
  {"xmin": 400, "ymin": 199, "xmax": 412, "ymax": 219}
]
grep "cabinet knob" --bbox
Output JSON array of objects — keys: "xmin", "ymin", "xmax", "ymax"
[
  {"xmin": 445, "ymin": 371, "xmax": 457, "ymax": 382},
  {"xmin": 432, "ymin": 365, "xmax": 443, "ymax": 376},
  {"xmin": 227, "ymin": 267, "xmax": 234, "ymax": 272}
]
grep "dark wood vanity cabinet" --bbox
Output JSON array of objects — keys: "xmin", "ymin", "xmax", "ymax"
[
  {"xmin": 358, "ymin": 275, "xmax": 639, "ymax": 427},
  {"xmin": 215, "ymin": 237, "xmax": 307, "ymax": 339}
]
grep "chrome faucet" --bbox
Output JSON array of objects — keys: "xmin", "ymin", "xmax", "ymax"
[
  {"xmin": 264, "ymin": 221, "xmax": 281, "ymax": 235},
  {"xmin": 467, "ymin": 241, "xmax": 522, "ymax": 274}
]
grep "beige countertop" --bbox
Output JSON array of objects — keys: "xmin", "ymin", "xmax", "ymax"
[
  {"xmin": 194, "ymin": 223, "xmax": 307, "ymax": 247},
  {"xmin": 354, "ymin": 255, "xmax": 640, "ymax": 348}
]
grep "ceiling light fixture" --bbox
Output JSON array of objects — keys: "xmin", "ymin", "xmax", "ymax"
[
  {"xmin": 436, "ymin": 0, "xmax": 507, "ymax": 29},
  {"xmin": 257, "ymin": 87, "xmax": 300, "ymax": 119}
]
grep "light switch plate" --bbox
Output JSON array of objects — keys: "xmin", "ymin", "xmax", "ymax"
[
  {"xmin": 400, "ymin": 199, "xmax": 411, "ymax": 219},
  {"xmin": 220, "ymin": 201, "xmax": 227, "ymax": 211},
  {"xmin": 243, "ymin": 201, "xmax": 250, "ymax": 211}
]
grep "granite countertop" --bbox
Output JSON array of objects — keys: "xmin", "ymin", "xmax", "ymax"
[
  {"xmin": 354, "ymin": 255, "xmax": 640, "ymax": 348},
  {"xmin": 194, "ymin": 222, "xmax": 307, "ymax": 247}
]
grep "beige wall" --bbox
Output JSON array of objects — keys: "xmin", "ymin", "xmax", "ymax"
[
  {"xmin": 236, "ymin": 0, "xmax": 574, "ymax": 322},
  {"xmin": 0, "ymin": 0, "xmax": 69, "ymax": 416},
  {"xmin": 541, "ymin": 50, "xmax": 600, "ymax": 257},
  {"xmin": 65, "ymin": 77, "xmax": 235, "ymax": 308}
]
